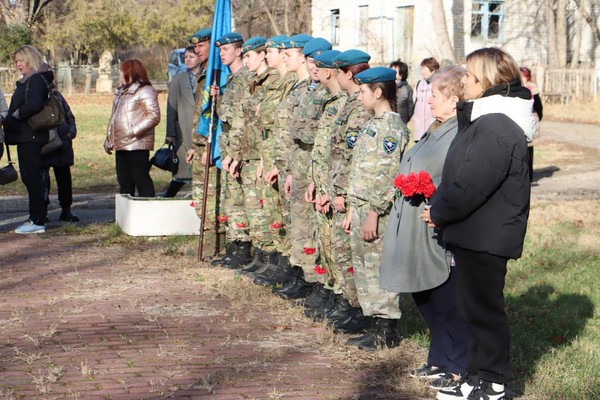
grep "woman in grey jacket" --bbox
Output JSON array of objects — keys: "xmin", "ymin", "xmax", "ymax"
[
  {"xmin": 380, "ymin": 66, "xmax": 468, "ymax": 390},
  {"xmin": 104, "ymin": 59, "xmax": 160, "ymax": 197}
]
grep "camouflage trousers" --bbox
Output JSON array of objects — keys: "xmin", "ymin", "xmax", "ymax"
[
  {"xmin": 221, "ymin": 171, "xmax": 250, "ymax": 243},
  {"xmin": 288, "ymin": 151, "xmax": 319, "ymax": 282},
  {"xmin": 263, "ymin": 178, "xmax": 291, "ymax": 257},
  {"xmin": 240, "ymin": 160, "xmax": 275, "ymax": 251},
  {"xmin": 350, "ymin": 204, "xmax": 401, "ymax": 319},
  {"xmin": 316, "ymin": 211, "xmax": 333, "ymax": 286},
  {"xmin": 331, "ymin": 208, "xmax": 359, "ymax": 307},
  {"xmin": 192, "ymin": 144, "xmax": 224, "ymax": 259}
]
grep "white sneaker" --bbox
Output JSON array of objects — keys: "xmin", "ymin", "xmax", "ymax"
[
  {"xmin": 468, "ymin": 381, "xmax": 505, "ymax": 400},
  {"xmin": 436, "ymin": 375, "xmax": 479, "ymax": 400},
  {"xmin": 15, "ymin": 220, "xmax": 46, "ymax": 234}
]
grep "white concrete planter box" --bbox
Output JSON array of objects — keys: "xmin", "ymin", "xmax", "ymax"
[{"xmin": 115, "ymin": 194, "xmax": 200, "ymax": 236}]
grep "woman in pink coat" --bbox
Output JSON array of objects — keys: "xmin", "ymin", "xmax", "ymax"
[{"xmin": 412, "ymin": 57, "xmax": 439, "ymax": 142}]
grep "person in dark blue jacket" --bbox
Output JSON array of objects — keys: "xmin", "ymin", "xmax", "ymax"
[{"xmin": 421, "ymin": 47, "xmax": 533, "ymax": 400}]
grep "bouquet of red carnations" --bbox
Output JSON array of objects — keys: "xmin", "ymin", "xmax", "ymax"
[{"xmin": 392, "ymin": 171, "xmax": 436, "ymax": 202}]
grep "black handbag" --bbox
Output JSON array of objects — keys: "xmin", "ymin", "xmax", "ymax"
[
  {"xmin": 41, "ymin": 128, "xmax": 63, "ymax": 155},
  {"xmin": 150, "ymin": 143, "xmax": 179, "ymax": 174},
  {"xmin": 0, "ymin": 144, "xmax": 18, "ymax": 185},
  {"xmin": 27, "ymin": 76, "xmax": 65, "ymax": 132}
]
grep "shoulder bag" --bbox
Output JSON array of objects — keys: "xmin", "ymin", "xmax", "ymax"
[
  {"xmin": 27, "ymin": 76, "xmax": 65, "ymax": 132},
  {"xmin": 41, "ymin": 128, "xmax": 63, "ymax": 155},
  {"xmin": 150, "ymin": 142, "xmax": 179, "ymax": 174},
  {"xmin": 0, "ymin": 144, "xmax": 18, "ymax": 185}
]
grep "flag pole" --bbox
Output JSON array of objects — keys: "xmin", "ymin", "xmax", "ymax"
[{"xmin": 197, "ymin": 76, "xmax": 218, "ymax": 261}]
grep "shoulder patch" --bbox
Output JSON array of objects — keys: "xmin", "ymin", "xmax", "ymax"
[
  {"xmin": 345, "ymin": 130, "xmax": 359, "ymax": 148},
  {"xmin": 312, "ymin": 98, "xmax": 324, "ymax": 105},
  {"xmin": 383, "ymin": 136, "xmax": 398, "ymax": 155},
  {"xmin": 365, "ymin": 128, "xmax": 377, "ymax": 137},
  {"xmin": 325, "ymin": 105, "xmax": 338, "ymax": 116}
]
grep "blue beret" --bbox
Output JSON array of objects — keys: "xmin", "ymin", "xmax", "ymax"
[
  {"xmin": 242, "ymin": 36, "xmax": 267, "ymax": 54},
  {"xmin": 314, "ymin": 50, "xmax": 342, "ymax": 68},
  {"xmin": 189, "ymin": 27, "xmax": 211, "ymax": 44},
  {"xmin": 302, "ymin": 37, "xmax": 332, "ymax": 58},
  {"xmin": 266, "ymin": 35, "xmax": 289, "ymax": 49},
  {"xmin": 354, "ymin": 67, "xmax": 397, "ymax": 84},
  {"xmin": 334, "ymin": 49, "xmax": 371, "ymax": 68},
  {"xmin": 215, "ymin": 32, "xmax": 244, "ymax": 47},
  {"xmin": 281, "ymin": 34, "xmax": 313, "ymax": 49}
]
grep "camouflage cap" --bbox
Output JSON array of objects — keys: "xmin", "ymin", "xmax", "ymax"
[
  {"xmin": 215, "ymin": 32, "xmax": 244, "ymax": 47},
  {"xmin": 354, "ymin": 66, "xmax": 397, "ymax": 84}
]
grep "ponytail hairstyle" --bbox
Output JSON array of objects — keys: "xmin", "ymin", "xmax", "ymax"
[{"xmin": 365, "ymin": 81, "xmax": 398, "ymax": 113}]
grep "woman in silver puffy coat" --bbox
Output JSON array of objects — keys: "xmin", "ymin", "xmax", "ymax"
[{"xmin": 104, "ymin": 59, "xmax": 160, "ymax": 197}]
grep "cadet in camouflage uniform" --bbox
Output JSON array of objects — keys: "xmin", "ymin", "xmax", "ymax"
[
  {"xmin": 302, "ymin": 49, "xmax": 348, "ymax": 320},
  {"xmin": 238, "ymin": 35, "xmax": 297, "ymax": 275},
  {"xmin": 344, "ymin": 67, "xmax": 409, "ymax": 351},
  {"xmin": 211, "ymin": 32, "xmax": 256, "ymax": 267},
  {"xmin": 257, "ymin": 34, "xmax": 314, "ymax": 291},
  {"xmin": 227, "ymin": 37, "xmax": 280, "ymax": 269},
  {"xmin": 185, "ymin": 27, "xmax": 225, "ymax": 260},
  {"xmin": 272, "ymin": 38, "xmax": 332, "ymax": 294},
  {"xmin": 327, "ymin": 50, "xmax": 374, "ymax": 332}
]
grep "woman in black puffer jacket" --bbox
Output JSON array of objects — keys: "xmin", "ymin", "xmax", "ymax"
[{"xmin": 2, "ymin": 45, "xmax": 53, "ymax": 234}]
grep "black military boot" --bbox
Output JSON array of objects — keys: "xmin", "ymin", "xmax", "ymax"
[
  {"xmin": 222, "ymin": 241, "xmax": 252, "ymax": 270},
  {"xmin": 244, "ymin": 250, "xmax": 279, "ymax": 277},
  {"xmin": 271, "ymin": 268, "xmax": 312, "ymax": 299},
  {"xmin": 303, "ymin": 283, "xmax": 330, "ymax": 310},
  {"xmin": 253, "ymin": 255, "xmax": 295, "ymax": 286},
  {"xmin": 305, "ymin": 289, "xmax": 338, "ymax": 321},
  {"xmin": 236, "ymin": 249, "xmax": 265, "ymax": 275},
  {"xmin": 333, "ymin": 307, "xmax": 373, "ymax": 334},
  {"xmin": 327, "ymin": 296, "xmax": 354, "ymax": 322},
  {"xmin": 211, "ymin": 241, "xmax": 238, "ymax": 266},
  {"xmin": 346, "ymin": 318, "xmax": 401, "ymax": 351}
]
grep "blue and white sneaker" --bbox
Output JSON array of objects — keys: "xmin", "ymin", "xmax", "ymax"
[{"xmin": 15, "ymin": 220, "xmax": 46, "ymax": 234}]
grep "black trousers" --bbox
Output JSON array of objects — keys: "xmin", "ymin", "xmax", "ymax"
[
  {"xmin": 42, "ymin": 166, "xmax": 73, "ymax": 209},
  {"xmin": 115, "ymin": 150, "xmax": 155, "ymax": 197},
  {"xmin": 17, "ymin": 141, "xmax": 47, "ymax": 225},
  {"xmin": 453, "ymin": 246, "xmax": 511, "ymax": 384},
  {"xmin": 528, "ymin": 146, "xmax": 534, "ymax": 182},
  {"xmin": 413, "ymin": 266, "xmax": 469, "ymax": 375}
]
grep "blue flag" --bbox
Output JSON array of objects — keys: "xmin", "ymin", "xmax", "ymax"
[{"xmin": 196, "ymin": 0, "xmax": 231, "ymax": 169}]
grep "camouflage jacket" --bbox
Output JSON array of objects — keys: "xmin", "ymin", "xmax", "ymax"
[
  {"xmin": 259, "ymin": 71, "xmax": 297, "ymax": 166},
  {"xmin": 271, "ymin": 78, "xmax": 311, "ymax": 171},
  {"xmin": 310, "ymin": 91, "xmax": 348, "ymax": 196},
  {"xmin": 216, "ymin": 67, "xmax": 254, "ymax": 159},
  {"xmin": 287, "ymin": 83, "xmax": 331, "ymax": 173},
  {"xmin": 347, "ymin": 111, "xmax": 409, "ymax": 215},
  {"xmin": 330, "ymin": 92, "xmax": 372, "ymax": 198},
  {"xmin": 229, "ymin": 67, "xmax": 280, "ymax": 161}
]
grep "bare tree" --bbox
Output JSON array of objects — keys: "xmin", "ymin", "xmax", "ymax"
[
  {"xmin": 556, "ymin": 0, "xmax": 567, "ymax": 67},
  {"xmin": 573, "ymin": 0, "xmax": 600, "ymax": 41},
  {"xmin": 431, "ymin": 0, "xmax": 456, "ymax": 63},
  {"xmin": 546, "ymin": 0, "xmax": 560, "ymax": 66},
  {"xmin": 0, "ymin": 0, "xmax": 54, "ymax": 27}
]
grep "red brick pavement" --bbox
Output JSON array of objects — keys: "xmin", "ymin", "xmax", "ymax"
[{"xmin": 0, "ymin": 233, "xmax": 426, "ymax": 400}]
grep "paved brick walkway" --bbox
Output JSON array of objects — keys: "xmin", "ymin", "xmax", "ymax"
[{"xmin": 0, "ymin": 232, "xmax": 427, "ymax": 400}]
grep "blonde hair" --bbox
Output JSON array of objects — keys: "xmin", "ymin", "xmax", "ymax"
[
  {"xmin": 11, "ymin": 45, "xmax": 44, "ymax": 73},
  {"xmin": 430, "ymin": 65, "xmax": 466, "ymax": 101},
  {"xmin": 466, "ymin": 47, "xmax": 521, "ymax": 93}
]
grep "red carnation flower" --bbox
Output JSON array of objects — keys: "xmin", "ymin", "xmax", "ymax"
[
  {"xmin": 314, "ymin": 265, "xmax": 327, "ymax": 275},
  {"xmin": 392, "ymin": 170, "xmax": 436, "ymax": 200},
  {"xmin": 270, "ymin": 221, "xmax": 283, "ymax": 229},
  {"xmin": 259, "ymin": 199, "xmax": 264, "ymax": 206},
  {"xmin": 217, "ymin": 215, "xmax": 228, "ymax": 223},
  {"xmin": 235, "ymin": 222, "xmax": 247, "ymax": 228},
  {"xmin": 303, "ymin": 247, "xmax": 316, "ymax": 255},
  {"xmin": 347, "ymin": 266, "xmax": 355, "ymax": 274},
  {"xmin": 189, "ymin": 201, "xmax": 195, "ymax": 207}
]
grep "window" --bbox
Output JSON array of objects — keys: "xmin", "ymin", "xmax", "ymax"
[
  {"xmin": 471, "ymin": 1, "xmax": 504, "ymax": 39},
  {"xmin": 358, "ymin": 5, "xmax": 369, "ymax": 45},
  {"xmin": 331, "ymin": 9, "xmax": 340, "ymax": 46}
]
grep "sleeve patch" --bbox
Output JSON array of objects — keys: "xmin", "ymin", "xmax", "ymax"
[
  {"xmin": 345, "ymin": 130, "xmax": 359, "ymax": 148},
  {"xmin": 365, "ymin": 128, "xmax": 377, "ymax": 137},
  {"xmin": 383, "ymin": 136, "xmax": 398, "ymax": 154},
  {"xmin": 325, "ymin": 105, "xmax": 338, "ymax": 116}
]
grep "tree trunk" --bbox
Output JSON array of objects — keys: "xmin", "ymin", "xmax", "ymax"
[
  {"xmin": 546, "ymin": 0, "xmax": 559, "ymax": 66},
  {"xmin": 556, "ymin": 0, "xmax": 567, "ymax": 67},
  {"xmin": 431, "ymin": 0, "xmax": 456, "ymax": 63},
  {"xmin": 573, "ymin": 0, "xmax": 600, "ymax": 42},
  {"xmin": 571, "ymin": 2, "xmax": 584, "ymax": 67}
]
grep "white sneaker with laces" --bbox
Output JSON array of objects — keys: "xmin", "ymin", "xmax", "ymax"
[
  {"xmin": 467, "ymin": 381, "xmax": 505, "ymax": 400},
  {"xmin": 15, "ymin": 220, "xmax": 46, "ymax": 234},
  {"xmin": 436, "ymin": 375, "xmax": 479, "ymax": 400}
]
